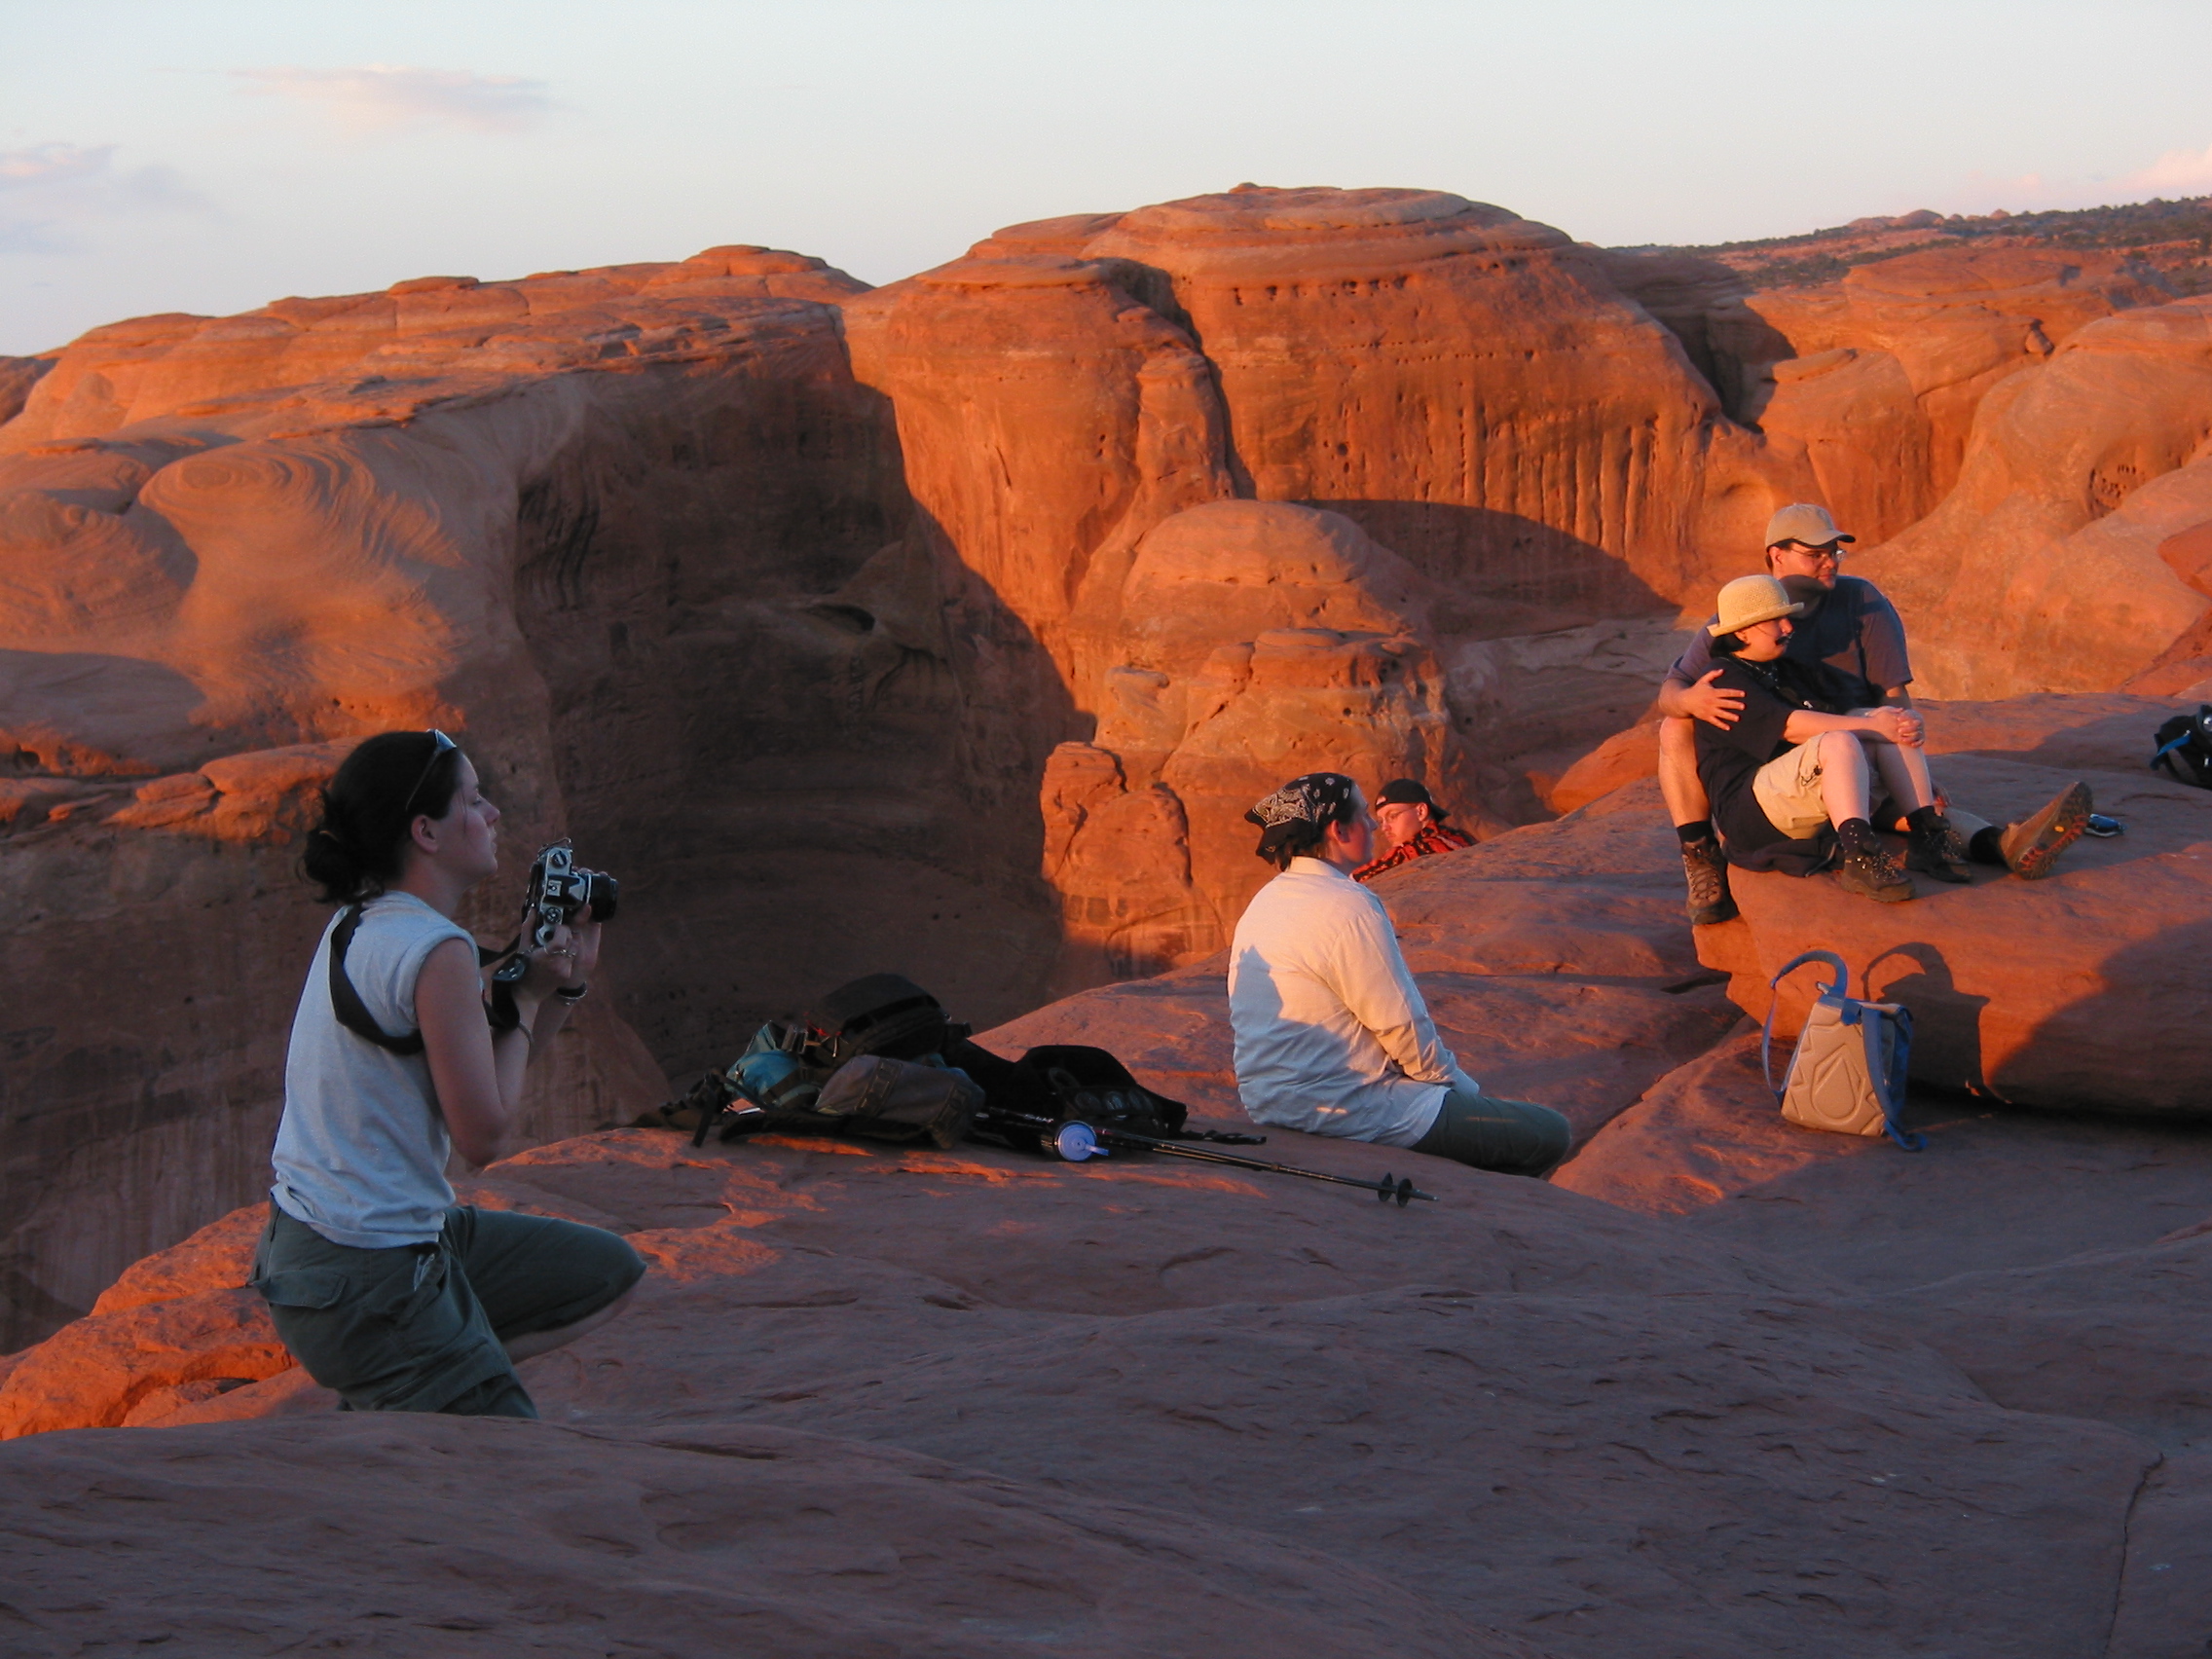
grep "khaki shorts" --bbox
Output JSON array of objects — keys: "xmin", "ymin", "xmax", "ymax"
[
  {"xmin": 1751, "ymin": 732, "xmax": 1845, "ymax": 839},
  {"xmin": 1751, "ymin": 713, "xmax": 1989, "ymax": 843}
]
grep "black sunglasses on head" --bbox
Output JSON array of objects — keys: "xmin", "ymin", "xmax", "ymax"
[{"xmin": 401, "ymin": 729, "xmax": 458, "ymax": 819}]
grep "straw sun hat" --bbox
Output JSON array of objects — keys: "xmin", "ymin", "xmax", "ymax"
[{"xmin": 1707, "ymin": 573, "xmax": 1806, "ymax": 638}]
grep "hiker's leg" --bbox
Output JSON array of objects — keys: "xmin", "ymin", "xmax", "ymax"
[
  {"xmin": 249, "ymin": 1203, "xmax": 528, "ymax": 1417},
  {"xmin": 446, "ymin": 1205, "xmax": 646, "ymax": 1364},
  {"xmin": 1817, "ymin": 730, "xmax": 1874, "ymax": 826},
  {"xmin": 1661, "ymin": 716, "xmax": 1735, "ymax": 924},
  {"xmin": 1413, "ymin": 1088, "xmax": 1572, "ymax": 1178},
  {"xmin": 1658, "ymin": 716, "xmax": 1710, "ymax": 828},
  {"xmin": 1862, "ymin": 732, "xmax": 1937, "ymax": 815}
]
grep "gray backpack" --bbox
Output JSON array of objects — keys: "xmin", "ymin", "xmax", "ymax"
[{"xmin": 1761, "ymin": 950, "xmax": 1922, "ymax": 1151}]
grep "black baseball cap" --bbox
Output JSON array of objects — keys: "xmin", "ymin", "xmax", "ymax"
[{"xmin": 1374, "ymin": 778, "xmax": 1449, "ymax": 820}]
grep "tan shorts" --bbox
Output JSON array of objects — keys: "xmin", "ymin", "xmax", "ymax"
[
  {"xmin": 1752, "ymin": 738, "xmax": 1836, "ymax": 839},
  {"xmin": 1750, "ymin": 711, "xmax": 1989, "ymax": 842},
  {"xmin": 1751, "ymin": 710, "xmax": 1885, "ymax": 840}
]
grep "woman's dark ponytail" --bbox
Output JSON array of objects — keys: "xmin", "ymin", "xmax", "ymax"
[{"xmin": 303, "ymin": 731, "xmax": 463, "ymax": 903}]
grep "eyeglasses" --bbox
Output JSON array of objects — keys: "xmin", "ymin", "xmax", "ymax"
[
  {"xmin": 401, "ymin": 729, "xmax": 458, "ymax": 819},
  {"xmin": 1772, "ymin": 541, "xmax": 1845, "ymax": 564}
]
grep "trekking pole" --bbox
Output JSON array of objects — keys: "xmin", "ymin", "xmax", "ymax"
[{"xmin": 1048, "ymin": 1120, "xmax": 1435, "ymax": 1206}]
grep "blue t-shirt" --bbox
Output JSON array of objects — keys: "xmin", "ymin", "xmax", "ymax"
[{"xmin": 1666, "ymin": 575, "xmax": 1911, "ymax": 709}]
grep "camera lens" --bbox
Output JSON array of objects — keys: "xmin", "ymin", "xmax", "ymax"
[{"xmin": 582, "ymin": 870, "xmax": 618, "ymax": 923}]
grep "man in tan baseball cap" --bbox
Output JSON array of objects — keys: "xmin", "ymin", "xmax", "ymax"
[{"xmin": 1654, "ymin": 503, "xmax": 1915, "ymax": 922}]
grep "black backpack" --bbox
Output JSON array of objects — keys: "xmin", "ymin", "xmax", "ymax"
[
  {"xmin": 2152, "ymin": 705, "xmax": 2212, "ymax": 789},
  {"xmin": 962, "ymin": 1044, "xmax": 1189, "ymax": 1152}
]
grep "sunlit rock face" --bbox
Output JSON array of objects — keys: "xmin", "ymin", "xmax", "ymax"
[{"xmin": 9, "ymin": 187, "xmax": 2212, "ymax": 1346}]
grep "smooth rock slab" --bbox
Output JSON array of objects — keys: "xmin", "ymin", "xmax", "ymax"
[
  {"xmin": 4, "ymin": 1127, "xmax": 2176, "ymax": 1659},
  {"xmin": 1698, "ymin": 754, "xmax": 2212, "ymax": 1115},
  {"xmin": 0, "ymin": 1417, "xmax": 1519, "ymax": 1659}
]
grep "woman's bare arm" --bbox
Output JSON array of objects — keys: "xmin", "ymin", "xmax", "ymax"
[{"xmin": 418, "ymin": 916, "xmax": 600, "ymax": 1166}]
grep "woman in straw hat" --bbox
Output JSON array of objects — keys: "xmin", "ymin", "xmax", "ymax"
[{"xmin": 1691, "ymin": 575, "xmax": 2090, "ymax": 902}]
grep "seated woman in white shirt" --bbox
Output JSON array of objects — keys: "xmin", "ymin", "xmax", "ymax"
[{"xmin": 1227, "ymin": 773, "xmax": 1570, "ymax": 1177}]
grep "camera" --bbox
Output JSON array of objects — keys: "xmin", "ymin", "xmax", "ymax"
[{"xmin": 520, "ymin": 838, "xmax": 618, "ymax": 950}]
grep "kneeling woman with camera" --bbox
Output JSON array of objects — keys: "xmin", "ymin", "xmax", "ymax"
[{"xmin": 251, "ymin": 730, "xmax": 645, "ymax": 1417}]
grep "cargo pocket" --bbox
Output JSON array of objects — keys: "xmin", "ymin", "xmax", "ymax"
[
  {"xmin": 372, "ymin": 1246, "xmax": 451, "ymax": 1328},
  {"xmin": 250, "ymin": 1268, "xmax": 349, "ymax": 1310}
]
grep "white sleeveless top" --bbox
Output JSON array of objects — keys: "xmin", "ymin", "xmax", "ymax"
[{"xmin": 272, "ymin": 892, "xmax": 475, "ymax": 1248}]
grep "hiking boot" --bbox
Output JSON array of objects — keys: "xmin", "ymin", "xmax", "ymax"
[
  {"xmin": 1999, "ymin": 781, "xmax": 2092, "ymax": 880},
  {"xmin": 1836, "ymin": 838, "xmax": 1915, "ymax": 903},
  {"xmin": 1905, "ymin": 815, "xmax": 1972, "ymax": 883},
  {"xmin": 1680, "ymin": 835, "xmax": 1738, "ymax": 926}
]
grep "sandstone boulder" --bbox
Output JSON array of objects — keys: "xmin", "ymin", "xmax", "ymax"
[
  {"xmin": 1081, "ymin": 185, "xmax": 1767, "ymax": 620},
  {"xmin": 1697, "ymin": 753, "xmax": 2212, "ymax": 1116},
  {"xmin": 0, "ymin": 251, "xmax": 1065, "ymax": 1348},
  {"xmin": 1715, "ymin": 247, "xmax": 2169, "ymax": 541},
  {"xmin": 1036, "ymin": 500, "xmax": 1478, "ymax": 986},
  {"xmin": 1855, "ymin": 297, "xmax": 2212, "ymax": 697}
]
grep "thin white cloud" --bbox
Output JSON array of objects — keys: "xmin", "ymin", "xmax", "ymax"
[
  {"xmin": 232, "ymin": 64, "xmax": 556, "ymax": 134},
  {"xmin": 0, "ymin": 142, "xmax": 204, "ymax": 255},
  {"xmin": 1952, "ymin": 138, "xmax": 2212, "ymax": 216},
  {"xmin": 2120, "ymin": 140, "xmax": 2212, "ymax": 200}
]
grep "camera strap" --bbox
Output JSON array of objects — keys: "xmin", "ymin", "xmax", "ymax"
[{"xmin": 329, "ymin": 903, "xmax": 523, "ymax": 1054}]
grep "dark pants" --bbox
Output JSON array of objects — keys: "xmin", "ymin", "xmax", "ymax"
[
  {"xmin": 1413, "ymin": 1087, "xmax": 1572, "ymax": 1178},
  {"xmin": 251, "ymin": 1202, "xmax": 645, "ymax": 1418}
]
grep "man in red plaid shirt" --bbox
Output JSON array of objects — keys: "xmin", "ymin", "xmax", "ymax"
[{"xmin": 1352, "ymin": 779, "xmax": 1471, "ymax": 884}]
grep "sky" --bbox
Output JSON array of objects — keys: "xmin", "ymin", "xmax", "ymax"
[{"xmin": 5, "ymin": 0, "xmax": 2212, "ymax": 355}]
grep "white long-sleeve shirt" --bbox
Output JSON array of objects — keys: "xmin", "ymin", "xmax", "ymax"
[{"xmin": 1227, "ymin": 857, "xmax": 1478, "ymax": 1147}]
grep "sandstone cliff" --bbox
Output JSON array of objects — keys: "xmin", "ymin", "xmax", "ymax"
[{"xmin": 9, "ymin": 186, "xmax": 2212, "ymax": 1348}]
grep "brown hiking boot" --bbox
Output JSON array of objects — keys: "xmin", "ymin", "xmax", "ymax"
[
  {"xmin": 1836, "ymin": 839, "xmax": 1915, "ymax": 903},
  {"xmin": 2000, "ymin": 781, "xmax": 2092, "ymax": 880},
  {"xmin": 1905, "ymin": 815, "xmax": 1972, "ymax": 883},
  {"xmin": 1680, "ymin": 835, "xmax": 1737, "ymax": 926}
]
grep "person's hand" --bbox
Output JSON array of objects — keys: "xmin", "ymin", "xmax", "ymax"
[
  {"xmin": 1680, "ymin": 669, "xmax": 1745, "ymax": 730},
  {"xmin": 519, "ymin": 911, "xmax": 602, "ymax": 1000},
  {"xmin": 1862, "ymin": 707, "xmax": 1920, "ymax": 748}
]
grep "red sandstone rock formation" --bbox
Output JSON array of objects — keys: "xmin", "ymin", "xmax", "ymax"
[
  {"xmin": 0, "ymin": 248, "xmax": 1058, "ymax": 1348},
  {"xmin": 13, "ymin": 185, "xmax": 2212, "ymax": 1353},
  {"xmin": 1857, "ymin": 298, "xmax": 2212, "ymax": 696}
]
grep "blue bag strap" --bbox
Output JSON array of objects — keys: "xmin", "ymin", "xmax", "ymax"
[
  {"xmin": 1760, "ymin": 950, "xmax": 1850, "ymax": 1100},
  {"xmin": 1862, "ymin": 1003, "xmax": 1923, "ymax": 1151},
  {"xmin": 2152, "ymin": 732, "xmax": 2194, "ymax": 773}
]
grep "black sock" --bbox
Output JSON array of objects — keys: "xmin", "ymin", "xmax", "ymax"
[
  {"xmin": 1969, "ymin": 827, "xmax": 2007, "ymax": 866},
  {"xmin": 1836, "ymin": 817, "xmax": 1879, "ymax": 854},
  {"xmin": 1905, "ymin": 804, "xmax": 1944, "ymax": 834},
  {"xmin": 1676, "ymin": 820, "xmax": 1714, "ymax": 845}
]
